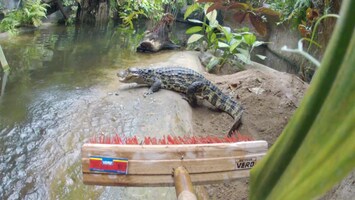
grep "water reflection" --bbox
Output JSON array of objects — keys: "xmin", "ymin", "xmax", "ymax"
[{"xmin": 0, "ymin": 23, "xmax": 153, "ymax": 199}]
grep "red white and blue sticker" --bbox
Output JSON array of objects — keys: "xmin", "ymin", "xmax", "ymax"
[{"xmin": 89, "ymin": 156, "xmax": 128, "ymax": 174}]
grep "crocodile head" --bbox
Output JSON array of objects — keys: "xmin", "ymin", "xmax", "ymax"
[{"xmin": 117, "ymin": 68, "xmax": 146, "ymax": 84}]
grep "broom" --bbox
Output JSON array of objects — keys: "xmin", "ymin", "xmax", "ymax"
[{"xmin": 81, "ymin": 133, "xmax": 268, "ymax": 199}]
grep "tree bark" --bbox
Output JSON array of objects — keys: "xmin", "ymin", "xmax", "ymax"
[
  {"xmin": 54, "ymin": 0, "xmax": 69, "ymax": 20},
  {"xmin": 77, "ymin": 0, "xmax": 109, "ymax": 25}
]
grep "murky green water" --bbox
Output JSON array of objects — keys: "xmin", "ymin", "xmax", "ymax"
[{"xmin": 0, "ymin": 23, "xmax": 184, "ymax": 199}]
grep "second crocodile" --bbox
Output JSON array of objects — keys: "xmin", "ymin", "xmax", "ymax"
[{"xmin": 117, "ymin": 66, "xmax": 244, "ymax": 136}]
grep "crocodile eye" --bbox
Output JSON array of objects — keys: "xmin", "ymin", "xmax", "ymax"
[{"xmin": 128, "ymin": 67, "xmax": 139, "ymax": 74}]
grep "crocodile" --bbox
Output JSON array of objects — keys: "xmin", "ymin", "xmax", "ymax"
[{"xmin": 117, "ymin": 67, "xmax": 244, "ymax": 136}]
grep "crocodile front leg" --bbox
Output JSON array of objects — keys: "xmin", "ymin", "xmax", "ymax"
[
  {"xmin": 144, "ymin": 78, "xmax": 162, "ymax": 97},
  {"xmin": 184, "ymin": 81, "xmax": 206, "ymax": 106}
]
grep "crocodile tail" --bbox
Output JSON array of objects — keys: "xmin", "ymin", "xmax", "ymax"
[{"xmin": 206, "ymin": 84, "xmax": 244, "ymax": 121}]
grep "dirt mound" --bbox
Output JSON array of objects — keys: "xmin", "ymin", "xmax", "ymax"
[
  {"xmin": 193, "ymin": 68, "xmax": 308, "ymax": 145},
  {"xmin": 188, "ymin": 68, "xmax": 308, "ymax": 199}
]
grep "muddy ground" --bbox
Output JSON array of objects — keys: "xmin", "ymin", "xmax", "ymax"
[{"xmin": 193, "ymin": 63, "xmax": 308, "ymax": 199}]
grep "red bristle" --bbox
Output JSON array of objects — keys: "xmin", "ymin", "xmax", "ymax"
[
  {"xmin": 192, "ymin": 136, "xmax": 198, "ymax": 144},
  {"xmin": 126, "ymin": 137, "xmax": 133, "ymax": 144},
  {"xmin": 98, "ymin": 136, "xmax": 102, "ymax": 144},
  {"xmin": 144, "ymin": 137, "xmax": 150, "ymax": 145},
  {"xmin": 115, "ymin": 135, "xmax": 123, "ymax": 144},
  {"xmin": 185, "ymin": 136, "xmax": 191, "ymax": 144},
  {"xmin": 87, "ymin": 132, "xmax": 254, "ymax": 145},
  {"xmin": 164, "ymin": 135, "xmax": 168, "ymax": 144},
  {"xmin": 151, "ymin": 137, "xmax": 157, "ymax": 145},
  {"xmin": 160, "ymin": 136, "xmax": 167, "ymax": 145},
  {"xmin": 133, "ymin": 136, "xmax": 139, "ymax": 144},
  {"xmin": 201, "ymin": 137, "xmax": 208, "ymax": 144},
  {"xmin": 176, "ymin": 136, "xmax": 183, "ymax": 144},
  {"xmin": 201, "ymin": 136, "xmax": 208, "ymax": 144},
  {"xmin": 206, "ymin": 136, "xmax": 213, "ymax": 143},
  {"xmin": 226, "ymin": 136, "xmax": 232, "ymax": 143},
  {"xmin": 191, "ymin": 136, "xmax": 198, "ymax": 144},
  {"xmin": 173, "ymin": 136, "xmax": 180, "ymax": 144},
  {"xmin": 167, "ymin": 135, "xmax": 174, "ymax": 144}
]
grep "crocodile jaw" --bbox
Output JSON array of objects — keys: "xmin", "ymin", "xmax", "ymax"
[{"xmin": 117, "ymin": 68, "xmax": 145, "ymax": 84}]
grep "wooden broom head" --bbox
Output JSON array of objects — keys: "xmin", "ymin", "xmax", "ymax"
[{"xmin": 81, "ymin": 133, "xmax": 267, "ymax": 187}]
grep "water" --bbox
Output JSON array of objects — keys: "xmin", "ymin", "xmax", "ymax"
[{"xmin": 0, "ymin": 24, "xmax": 180, "ymax": 199}]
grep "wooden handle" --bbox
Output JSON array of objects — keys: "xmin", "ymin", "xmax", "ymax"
[{"xmin": 174, "ymin": 166, "xmax": 197, "ymax": 200}]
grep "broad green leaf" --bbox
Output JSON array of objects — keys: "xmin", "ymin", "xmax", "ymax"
[
  {"xmin": 253, "ymin": 41, "xmax": 269, "ymax": 47},
  {"xmin": 235, "ymin": 27, "xmax": 250, "ymax": 32},
  {"xmin": 187, "ymin": 19, "xmax": 204, "ymax": 24},
  {"xmin": 229, "ymin": 39, "xmax": 242, "ymax": 53},
  {"xmin": 219, "ymin": 26, "xmax": 232, "ymax": 43},
  {"xmin": 187, "ymin": 34, "xmax": 204, "ymax": 44},
  {"xmin": 236, "ymin": 53, "xmax": 250, "ymax": 64},
  {"xmin": 184, "ymin": 3, "xmax": 200, "ymax": 20},
  {"xmin": 232, "ymin": 33, "xmax": 243, "ymax": 40},
  {"xmin": 206, "ymin": 9, "xmax": 218, "ymax": 28},
  {"xmin": 243, "ymin": 33, "xmax": 257, "ymax": 45},
  {"xmin": 218, "ymin": 42, "xmax": 229, "ymax": 48},
  {"xmin": 237, "ymin": 47, "xmax": 250, "ymax": 57},
  {"xmin": 210, "ymin": 32, "xmax": 217, "ymax": 43},
  {"xmin": 206, "ymin": 56, "xmax": 221, "ymax": 72},
  {"xmin": 186, "ymin": 26, "xmax": 203, "ymax": 34}
]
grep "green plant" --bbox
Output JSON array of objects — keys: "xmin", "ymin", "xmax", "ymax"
[
  {"xmin": 250, "ymin": 0, "xmax": 355, "ymax": 199},
  {"xmin": 269, "ymin": 0, "xmax": 337, "ymax": 37},
  {"xmin": 21, "ymin": 0, "xmax": 49, "ymax": 27},
  {"xmin": 63, "ymin": 0, "xmax": 78, "ymax": 25},
  {"xmin": 185, "ymin": 3, "xmax": 266, "ymax": 71},
  {"xmin": 0, "ymin": 0, "xmax": 48, "ymax": 34},
  {"xmin": 281, "ymin": 14, "xmax": 340, "ymax": 80},
  {"xmin": 113, "ymin": 0, "xmax": 164, "ymax": 28},
  {"xmin": 0, "ymin": 11, "xmax": 21, "ymax": 34},
  {"xmin": 197, "ymin": 0, "xmax": 280, "ymax": 37}
]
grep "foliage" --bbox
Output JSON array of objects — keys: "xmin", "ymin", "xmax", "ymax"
[
  {"xmin": 111, "ymin": 0, "xmax": 187, "ymax": 29},
  {"xmin": 0, "ymin": 11, "xmax": 21, "ymax": 35},
  {"xmin": 196, "ymin": 0, "xmax": 280, "ymax": 36},
  {"xmin": 268, "ymin": 0, "xmax": 338, "ymax": 38},
  {"xmin": 282, "ymin": 38, "xmax": 321, "ymax": 67},
  {"xmin": 112, "ymin": 0, "xmax": 162, "ymax": 28},
  {"xmin": 62, "ymin": 0, "xmax": 78, "ymax": 25},
  {"xmin": 269, "ymin": 0, "xmax": 312, "ymax": 27},
  {"xmin": 185, "ymin": 3, "xmax": 266, "ymax": 71},
  {"xmin": 250, "ymin": 0, "xmax": 355, "ymax": 199},
  {"xmin": 21, "ymin": 0, "xmax": 49, "ymax": 27},
  {"xmin": 281, "ymin": 14, "xmax": 339, "ymax": 80},
  {"xmin": 0, "ymin": 0, "xmax": 48, "ymax": 34}
]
